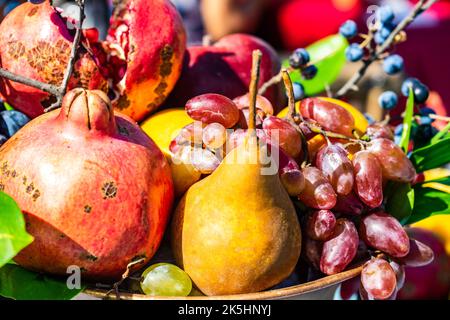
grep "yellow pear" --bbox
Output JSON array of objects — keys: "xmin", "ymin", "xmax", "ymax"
[{"xmin": 171, "ymin": 135, "xmax": 302, "ymax": 296}]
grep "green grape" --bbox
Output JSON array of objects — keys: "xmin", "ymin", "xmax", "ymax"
[{"xmin": 140, "ymin": 263, "xmax": 192, "ymax": 297}]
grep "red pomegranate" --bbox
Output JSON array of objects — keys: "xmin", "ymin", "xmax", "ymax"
[
  {"xmin": 106, "ymin": 0, "xmax": 186, "ymax": 121},
  {"xmin": 0, "ymin": 89, "xmax": 174, "ymax": 280},
  {"xmin": 0, "ymin": 1, "xmax": 108, "ymax": 119},
  {"xmin": 165, "ymin": 34, "xmax": 283, "ymax": 112}
]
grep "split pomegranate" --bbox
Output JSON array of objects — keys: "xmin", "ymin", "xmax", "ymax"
[
  {"xmin": 0, "ymin": 89, "xmax": 174, "ymax": 280},
  {"xmin": 106, "ymin": 0, "xmax": 186, "ymax": 121},
  {"xmin": 0, "ymin": 1, "xmax": 108, "ymax": 118}
]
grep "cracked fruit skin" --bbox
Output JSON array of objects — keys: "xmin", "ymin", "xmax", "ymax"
[
  {"xmin": 171, "ymin": 137, "xmax": 301, "ymax": 295},
  {"xmin": 0, "ymin": 89, "xmax": 174, "ymax": 281},
  {"xmin": 0, "ymin": 1, "xmax": 107, "ymax": 119},
  {"xmin": 108, "ymin": 0, "xmax": 186, "ymax": 121}
]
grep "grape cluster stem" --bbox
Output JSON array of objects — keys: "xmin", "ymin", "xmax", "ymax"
[
  {"xmin": 258, "ymin": 0, "xmax": 437, "ymax": 99},
  {"xmin": 0, "ymin": 0, "xmax": 86, "ymax": 113},
  {"xmin": 104, "ymin": 257, "xmax": 146, "ymax": 300},
  {"xmin": 335, "ymin": 0, "xmax": 438, "ymax": 98}
]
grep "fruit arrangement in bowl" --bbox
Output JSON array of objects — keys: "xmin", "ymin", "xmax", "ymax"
[{"xmin": 0, "ymin": 0, "xmax": 449, "ymax": 300}]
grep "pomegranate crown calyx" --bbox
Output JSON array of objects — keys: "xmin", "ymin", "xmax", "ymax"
[{"xmin": 60, "ymin": 88, "xmax": 116, "ymax": 134}]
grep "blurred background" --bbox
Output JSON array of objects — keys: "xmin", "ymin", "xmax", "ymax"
[{"xmin": 0, "ymin": 0, "xmax": 448, "ymax": 300}]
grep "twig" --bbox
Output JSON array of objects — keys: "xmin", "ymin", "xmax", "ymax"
[
  {"xmin": 308, "ymin": 124, "xmax": 367, "ymax": 144},
  {"xmin": 105, "ymin": 257, "xmax": 146, "ymax": 300},
  {"xmin": 0, "ymin": 68, "xmax": 60, "ymax": 96},
  {"xmin": 429, "ymin": 114, "xmax": 450, "ymax": 122},
  {"xmin": 45, "ymin": 0, "xmax": 86, "ymax": 112},
  {"xmin": 281, "ymin": 69, "xmax": 299, "ymax": 121},
  {"xmin": 258, "ymin": 69, "xmax": 289, "ymax": 96},
  {"xmin": 335, "ymin": 0, "xmax": 438, "ymax": 98},
  {"xmin": 258, "ymin": 47, "xmax": 339, "ymax": 96},
  {"xmin": 60, "ymin": 0, "xmax": 86, "ymax": 97},
  {"xmin": 280, "ymin": 70, "xmax": 309, "ymax": 164}
]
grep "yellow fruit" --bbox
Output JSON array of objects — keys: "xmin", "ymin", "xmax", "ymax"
[
  {"xmin": 169, "ymin": 155, "xmax": 202, "ymax": 198},
  {"xmin": 413, "ymin": 215, "xmax": 450, "ymax": 255},
  {"xmin": 413, "ymin": 168, "xmax": 450, "ymax": 255},
  {"xmin": 141, "ymin": 108, "xmax": 192, "ymax": 156},
  {"xmin": 319, "ymin": 97, "xmax": 368, "ymax": 134},
  {"xmin": 276, "ymin": 97, "xmax": 368, "ymax": 135},
  {"xmin": 141, "ymin": 109, "xmax": 197, "ymax": 197},
  {"xmin": 171, "ymin": 136, "xmax": 301, "ymax": 295},
  {"xmin": 276, "ymin": 103, "xmax": 298, "ymax": 118}
]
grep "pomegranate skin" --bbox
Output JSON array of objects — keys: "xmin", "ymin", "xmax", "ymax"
[
  {"xmin": 165, "ymin": 34, "xmax": 282, "ymax": 112},
  {"xmin": 0, "ymin": 89, "xmax": 174, "ymax": 281},
  {"xmin": 107, "ymin": 0, "xmax": 186, "ymax": 121},
  {"xmin": 0, "ymin": 1, "xmax": 107, "ymax": 119}
]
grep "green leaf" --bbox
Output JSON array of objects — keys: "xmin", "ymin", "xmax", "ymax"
[
  {"xmin": 399, "ymin": 88, "xmax": 415, "ymax": 152},
  {"xmin": 0, "ymin": 192, "xmax": 34, "ymax": 269},
  {"xmin": 410, "ymin": 137, "xmax": 450, "ymax": 172},
  {"xmin": 407, "ymin": 177, "xmax": 450, "ymax": 224},
  {"xmin": 0, "ymin": 263, "xmax": 84, "ymax": 300},
  {"xmin": 431, "ymin": 121, "xmax": 450, "ymax": 144},
  {"xmin": 284, "ymin": 34, "xmax": 348, "ymax": 96},
  {"xmin": 385, "ymin": 182, "xmax": 415, "ymax": 225}
]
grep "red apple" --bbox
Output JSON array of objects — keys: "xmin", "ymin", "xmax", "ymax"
[
  {"xmin": 397, "ymin": 228, "xmax": 450, "ymax": 300},
  {"xmin": 165, "ymin": 33, "xmax": 284, "ymax": 112}
]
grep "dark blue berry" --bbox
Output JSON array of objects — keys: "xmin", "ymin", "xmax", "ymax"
[
  {"xmin": 419, "ymin": 107, "xmax": 436, "ymax": 121},
  {"xmin": 0, "ymin": 134, "xmax": 7, "ymax": 147},
  {"xmin": 292, "ymin": 82, "xmax": 305, "ymax": 101},
  {"xmin": 378, "ymin": 91, "xmax": 398, "ymax": 110},
  {"xmin": 413, "ymin": 83, "xmax": 430, "ymax": 104},
  {"xmin": 401, "ymin": 77, "xmax": 429, "ymax": 103},
  {"xmin": 415, "ymin": 124, "xmax": 438, "ymax": 147},
  {"xmin": 379, "ymin": 23, "xmax": 394, "ymax": 38},
  {"xmin": 401, "ymin": 78, "xmax": 420, "ymax": 96},
  {"xmin": 339, "ymin": 20, "xmax": 358, "ymax": 39},
  {"xmin": 289, "ymin": 48, "xmax": 310, "ymax": 69},
  {"xmin": 301, "ymin": 65, "xmax": 318, "ymax": 80},
  {"xmin": 28, "ymin": 0, "xmax": 46, "ymax": 3},
  {"xmin": 0, "ymin": 110, "xmax": 30, "ymax": 138},
  {"xmin": 345, "ymin": 44, "xmax": 364, "ymax": 62},
  {"xmin": 383, "ymin": 54, "xmax": 404, "ymax": 75},
  {"xmin": 420, "ymin": 117, "xmax": 432, "ymax": 125},
  {"xmin": 0, "ymin": 101, "xmax": 5, "ymax": 112},
  {"xmin": 377, "ymin": 6, "xmax": 395, "ymax": 24},
  {"xmin": 374, "ymin": 31, "xmax": 388, "ymax": 45}
]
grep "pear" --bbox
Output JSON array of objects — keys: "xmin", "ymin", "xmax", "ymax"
[{"xmin": 171, "ymin": 134, "xmax": 301, "ymax": 295}]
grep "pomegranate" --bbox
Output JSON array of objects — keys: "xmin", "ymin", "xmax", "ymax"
[
  {"xmin": 106, "ymin": 0, "xmax": 186, "ymax": 121},
  {"xmin": 0, "ymin": 1, "xmax": 108, "ymax": 119},
  {"xmin": 0, "ymin": 89, "xmax": 174, "ymax": 280},
  {"xmin": 165, "ymin": 34, "xmax": 283, "ymax": 112}
]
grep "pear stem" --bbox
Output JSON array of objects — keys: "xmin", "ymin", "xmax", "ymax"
[{"xmin": 248, "ymin": 50, "xmax": 262, "ymax": 134}]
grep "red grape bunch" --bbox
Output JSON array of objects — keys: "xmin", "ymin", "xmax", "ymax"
[{"xmin": 168, "ymin": 88, "xmax": 433, "ymax": 300}]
